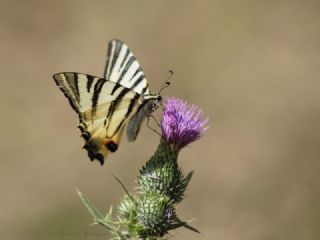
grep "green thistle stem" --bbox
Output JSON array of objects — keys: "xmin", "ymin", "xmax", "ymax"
[{"xmin": 138, "ymin": 139, "xmax": 191, "ymax": 204}]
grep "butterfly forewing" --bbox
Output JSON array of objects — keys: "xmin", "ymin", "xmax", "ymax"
[
  {"xmin": 104, "ymin": 39, "xmax": 150, "ymax": 95},
  {"xmin": 53, "ymin": 72, "xmax": 141, "ymax": 164}
]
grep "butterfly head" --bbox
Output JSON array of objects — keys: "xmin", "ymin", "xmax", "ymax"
[
  {"xmin": 143, "ymin": 94, "xmax": 162, "ymax": 113},
  {"xmin": 154, "ymin": 95, "xmax": 163, "ymax": 109}
]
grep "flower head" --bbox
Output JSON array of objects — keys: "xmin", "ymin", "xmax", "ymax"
[{"xmin": 161, "ymin": 97, "xmax": 208, "ymax": 150}]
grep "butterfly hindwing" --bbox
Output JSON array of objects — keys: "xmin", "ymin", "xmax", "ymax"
[
  {"xmin": 127, "ymin": 99, "xmax": 159, "ymax": 142},
  {"xmin": 53, "ymin": 72, "xmax": 142, "ymax": 164}
]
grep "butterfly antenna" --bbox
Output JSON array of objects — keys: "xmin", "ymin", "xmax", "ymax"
[{"xmin": 159, "ymin": 70, "xmax": 174, "ymax": 94}]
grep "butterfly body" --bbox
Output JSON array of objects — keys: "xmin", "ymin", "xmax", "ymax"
[
  {"xmin": 53, "ymin": 40, "xmax": 161, "ymax": 165},
  {"xmin": 127, "ymin": 96, "xmax": 161, "ymax": 142}
]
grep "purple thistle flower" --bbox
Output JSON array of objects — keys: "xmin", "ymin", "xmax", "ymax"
[{"xmin": 161, "ymin": 97, "xmax": 208, "ymax": 150}]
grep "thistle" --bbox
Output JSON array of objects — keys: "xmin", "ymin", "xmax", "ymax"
[
  {"xmin": 161, "ymin": 97, "xmax": 208, "ymax": 150},
  {"xmin": 78, "ymin": 97, "xmax": 208, "ymax": 239}
]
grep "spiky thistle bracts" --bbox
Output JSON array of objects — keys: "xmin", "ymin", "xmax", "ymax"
[
  {"xmin": 138, "ymin": 140, "xmax": 193, "ymax": 203},
  {"xmin": 78, "ymin": 97, "xmax": 208, "ymax": 239}
]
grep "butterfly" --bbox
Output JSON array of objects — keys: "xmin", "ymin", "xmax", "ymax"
[{"xmin": 53, "ymin": 39, "xmax": 162, "ymax": 165}]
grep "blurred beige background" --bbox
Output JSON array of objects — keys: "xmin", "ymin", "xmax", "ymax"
[{"xmin": 1, "ymin": 0, "xmax": 320, "ymax": 239}]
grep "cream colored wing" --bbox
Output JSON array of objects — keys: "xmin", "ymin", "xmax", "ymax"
[
  {"xmin": 53, "ymin": 72, "xmax": 142, "ymax": 165},
  {"xmin": 104, "ymin": 39, "xmax": 151, "ymax": 96}
]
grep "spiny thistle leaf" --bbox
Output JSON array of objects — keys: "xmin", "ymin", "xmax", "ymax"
[
  {"xmin": 108, "ymin": 171, "xmax": 135, "ymax": 203},
  {"xmin": 76, "ymin": 188, "xmax": 104, "ymax": 221},
  {"xmin": 172, "ymin": 217, "xmax": 200, "ymax": 234},
  {"xmin": 105, "ymin": 206, "xmax": 113, "ymax": 221},
  {"xmin": 76, "ymin": 189, "xmax": 119, "ymax": 233}
]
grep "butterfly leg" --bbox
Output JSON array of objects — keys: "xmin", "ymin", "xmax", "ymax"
[
  {"xmin": 146, "ymin": 116, "xmax": 161, "ymax": 137},
  {"xmin": 149, "ymin": 113, "xmax": 161, "ymax": 128}
]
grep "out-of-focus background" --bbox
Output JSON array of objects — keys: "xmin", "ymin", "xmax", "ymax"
[{"xmin": 1, "ymin": 0, "xmax": 320, "ymax": 239}]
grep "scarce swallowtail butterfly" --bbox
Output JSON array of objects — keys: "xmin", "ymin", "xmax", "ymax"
[{"xmin": 53, "ymin": 39, "xmax": 162, "ymax": 165}]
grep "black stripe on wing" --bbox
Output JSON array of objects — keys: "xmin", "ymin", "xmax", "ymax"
[
  {"xmin": 105, "ymin": 87, "xmax": 139, "ymax": 136},
  {"xmin": 91, "ymin": 78, "xmax": 106, "ymax": 116},
  {"xmin": 86, "ymin": 75, "xmax": 95, "ymax": 92},
  {"xmin": 117, "ymin": 56, "xmax": 135, "ymax": 84},
  {"xmin": 103, "ymin": 39, "xmax": 150, "ymax": 95},
  {"xmin": 112, "ymin": 92, "xmax": 141, "ymax": 136},
  {"xmin": 53, "ymin": 72, "xmax": 81, "ymax": 114},
  {"xmin": 73, "ymin": 73, "xmax": 80, "ymax": 100},
  {"xmin": 107, "ymin": 40, "xmax": 122, "ymax": 80},
  {"xmin": 119, "ymin": 47, "xmax": 130, "ymax": 71}
]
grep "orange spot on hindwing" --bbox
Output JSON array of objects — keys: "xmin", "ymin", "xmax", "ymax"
[{"xmin": 103, "ymin": 139, "xmax": 118, "ymax": 152}]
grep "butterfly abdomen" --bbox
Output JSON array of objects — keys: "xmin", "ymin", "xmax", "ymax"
[{"xmin": 127, "ymin": 97, "xmax": 160, "ymax": 142}]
